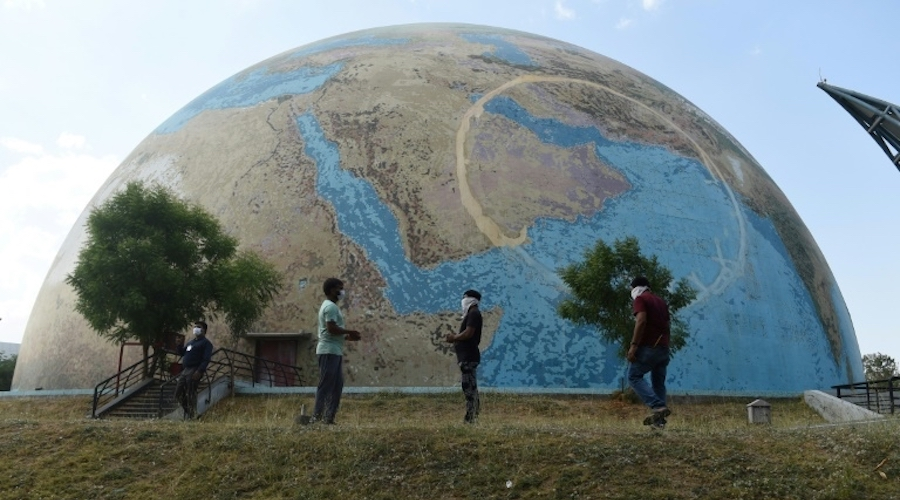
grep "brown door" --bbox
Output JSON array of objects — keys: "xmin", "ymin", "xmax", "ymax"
[{"xmin": 255, "ymin": 339, "xmax": 298, "ymax": 387}]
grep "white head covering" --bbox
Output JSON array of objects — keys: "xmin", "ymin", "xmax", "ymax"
[{"xmin": 461, "ymin": 297, "xmax": 479, "ymax": 318}]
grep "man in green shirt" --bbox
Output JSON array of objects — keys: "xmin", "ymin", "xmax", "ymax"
[{"xmin": 312, "ymin": 277, "xmax": 361, "ymax": 424}]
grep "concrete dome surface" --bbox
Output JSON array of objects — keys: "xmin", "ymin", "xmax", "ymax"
[{"xmin": 13, "ymin": 23, "xmax": 863, "ymax": 392}]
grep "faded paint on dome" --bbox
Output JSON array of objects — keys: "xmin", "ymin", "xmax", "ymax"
[{"xmin": 14, "ymin": 23, "xmax": 863, "ymax": 393}]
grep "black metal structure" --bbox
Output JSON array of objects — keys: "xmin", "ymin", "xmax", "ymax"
[
  {"xmin": 831, "ymin": 376, "xmax": 899, "ymax": 415},
  {"xmin": 92, "ymin": 347, "xmax": 307, "ymax": 419},
  {"xmin": 818, "ymin": 81, "xmax": 900, "ymax": 172}
]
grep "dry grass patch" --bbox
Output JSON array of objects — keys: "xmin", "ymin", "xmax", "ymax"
[{"xmin": 0, "ymin": 393, "xmax": 898, "ymax": 499}]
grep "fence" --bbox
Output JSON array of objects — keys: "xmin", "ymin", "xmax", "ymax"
[
  {"xmin": 832, "ymin": 376, "xmax": 900, "ymax": 415},
  {"xmin": 94, "ymin": 347, "xmax": 307, "ymax": 418}
]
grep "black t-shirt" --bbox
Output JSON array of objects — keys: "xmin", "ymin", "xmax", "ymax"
[{"xmin": 455, "ymin": 308, "xmax": 483, "ymax": 363}]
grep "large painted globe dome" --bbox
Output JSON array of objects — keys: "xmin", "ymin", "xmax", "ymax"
[{"xmin": 14, "ymin": 23, "xmax": 863, "ymax": 392}]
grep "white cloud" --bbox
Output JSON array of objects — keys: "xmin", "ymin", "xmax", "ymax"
[
  {"xmin": 616, "ymin": 18, "xmax": 634, "ymax": 30},
  {"xmin": 0, "ymin": 142, "xmax": 118, "ymax": 343},
  {"xmin": 749, "ymin": 46, "xmax": 762, "ymax": 57},
  {"xmin": 554, "ymin": 0, "xmax": 576, "ymax": 20},
  {"xmin": 57, "ymin": 132, "xmax": 86, "ymax": 150},
  {"xmin": 2, "ymin": 0, "xmax": 45, "ymax": 10},
  {"xmin": 0, "ymin": 137, "xmax": 44, "ymax": 155},
  {"xmin": 642, "ymin": 0, "xmax": 663, "ymax": 11}
]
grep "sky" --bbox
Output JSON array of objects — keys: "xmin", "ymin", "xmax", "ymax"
[{"xmin": 1, "ymin": 0, "xmax": 899, "ymax": 367}]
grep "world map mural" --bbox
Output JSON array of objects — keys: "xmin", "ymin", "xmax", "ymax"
[{"xmin": 13, "ymin": 23, "xmax": 863, "ymax": 393}]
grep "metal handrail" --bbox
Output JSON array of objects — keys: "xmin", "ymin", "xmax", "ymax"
[
  {"xmin": 832, "ymin": 376, "xmax": 900, "ymax": 415},
  {"xmin": 219, "ymin": 348, "xmax": 305, "ymax": 388},
  {"xmin": 157, "ymin": 350, "xmax": 231, "ymax": 418},
  {"xmin": 96, "ymin": 346, "xmax": 307, "ymax": 419},
  {"xmin": 150, "ymin": 347, "xmax": 307, "ymax": 418},
  {"xmin": 92, "ymin": 354, "xmax": 162, "ymax": 418}
]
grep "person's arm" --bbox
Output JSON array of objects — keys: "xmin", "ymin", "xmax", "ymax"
[
  {"xmin": 447, "ymin": 311, "xmax": 480, "ymax": 343},
  {"xmin": 326, "ymin": 321, "xmax": 361, "ymax": 341},
  {"xmin": 448, "ymin": 325, "xmax": 475, "ymax": 343},
  {"xmin": 627, "ymin": 311, "xmax": 647, "ymax": 362},
  {"xmin": 199, "ymin": 340, "xmax": 213, "ymax": 371},
  {"xmin": 192, "ymin": 340, "xmax": 213, "ymax": 380}
]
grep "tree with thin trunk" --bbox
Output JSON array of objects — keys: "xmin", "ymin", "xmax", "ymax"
[
  {"xmin": 557, "ymin": 236, "xmax": 696, "ymax": 359},
  {"xmin": 66, "ymin": 181, "xmax": 283, "ymax": 375},
  {"xmin": 862, "ymin": 352, "xmax": 899, "ymax": 382}
]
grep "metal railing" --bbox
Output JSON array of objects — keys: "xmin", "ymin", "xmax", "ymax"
[
  {"xmin": 218, "ymin": 348, "xmax": 305, "ymax": 388},
  {"xmin": 94, "ymin": 347, "xmax": 306, "ymax": 419},
  {"xmin": 91, "ymin": 354, "xmax": 167, "ymax": 418},
  {"xmin": 832, "ymin": 376, "xmax": 900, "ymax": 415},
  {"xmin": 156, "ymin": 348, "xmax": 307, "ymax": 418}
]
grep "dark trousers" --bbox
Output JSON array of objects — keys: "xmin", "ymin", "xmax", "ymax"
[
  {"xmin": 314, "ymin": 354, "xmax": 344, "ymax": 423},
  {"xmin": 459, "ymin": 361, "xmax": 480, "ymax": 423},
  {"xmin": 174, "ymin": 366, "xmax": 200, "ymax": 418}
]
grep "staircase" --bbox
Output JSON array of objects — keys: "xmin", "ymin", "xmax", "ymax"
[
  {"xmin": 102, "ymin": 380, "xmax": 179, "ymax": 419},
  {"xmin": 92, "ymin": 348, "xmax": 307, "ymax": 419}
]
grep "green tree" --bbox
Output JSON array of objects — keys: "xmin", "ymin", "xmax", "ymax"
[
  {"xmin": 557, "ymin": 236, "xmax": 696, "ymax": 359},
  {"xmin": 0, "ymin": 354, "xmax": 16, "ymax": 391},
  {"xmin": 65, "ymin": 181, "xmax": 283, "ymax": 371},
  {"xmin": 862, "ymin": 352, "xmax": 899, "ymax": 382}
]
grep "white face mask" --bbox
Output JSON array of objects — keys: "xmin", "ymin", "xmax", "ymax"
[
  {"xmin": 631, "ymin": 286, "xmax": 649, "ymax": 300},
  {"xmin": 337, "ymin": 290, "xmax": 346, "ymax": 301},
  {"xmin": 192, "ymin": 327, "xmax": 203, "ymax": 336},
  {"xmin": 461, "ymin": 297, "xmax": 479, "ymax": 314}
]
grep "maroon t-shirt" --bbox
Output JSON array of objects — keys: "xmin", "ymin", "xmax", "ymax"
[{"xmin": 632, "ymin": 292, "xmax": 671, "ymax": 347}]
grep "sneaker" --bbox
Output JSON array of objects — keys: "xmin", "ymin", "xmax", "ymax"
[{"xmin": 643, "ymin": 407, "xmax": 671, "ymax": 426}]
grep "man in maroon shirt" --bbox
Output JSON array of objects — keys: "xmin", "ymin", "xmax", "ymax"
[{"xmin": 626, "ymin": 276, "xmax": 672, "ymax": 429}]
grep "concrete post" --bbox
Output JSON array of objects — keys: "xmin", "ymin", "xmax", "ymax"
[{"xmin": 746, "ymin": 398, "xmax": 771, "ymax": 424}]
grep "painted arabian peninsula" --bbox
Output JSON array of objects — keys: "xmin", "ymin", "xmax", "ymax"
[{"xmin": 13, "ymin": 23, "xmax": 862, "ymax": 393}]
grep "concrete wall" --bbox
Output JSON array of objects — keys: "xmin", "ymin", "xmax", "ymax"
[{"xmin": 803, "ymin": 390, "xmax": 885, "ymax": 423}]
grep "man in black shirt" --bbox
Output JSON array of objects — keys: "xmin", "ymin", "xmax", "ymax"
[
  {"xmin": 175, "ymin": 320, "xmax": 214, "ymax": 419},
  {"xmin": 446, "ymin": 289, "xmax": 483, "ymax": 423}
]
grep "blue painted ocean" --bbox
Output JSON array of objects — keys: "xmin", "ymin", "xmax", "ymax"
[{"xmin": 152, "ymin": 30, "xmax": 861, "ymax": 392}]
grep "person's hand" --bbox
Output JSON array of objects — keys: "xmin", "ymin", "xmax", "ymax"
[
  {"xmin": 627, "ymin": 344, "xmax": 638, "ymax": 362},
  {"xmin": 191, "ymin": 371, "xmax": 202, "ymax": 381},
  {"xmin": 346, "ymin": 330, "xmax": 362, "ymax": 341},
  {"xmin": 444, "ymin": 333, "xmax": 455, "ymax": 343}
]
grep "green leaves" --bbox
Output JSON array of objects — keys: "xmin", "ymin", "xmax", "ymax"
[
  {"xmin": 557, "ymin": 236, "xmax": 696, "ymax": 359},
  {"xmin": 0, "ymin": 354, "xmax": 16, "ymax": 391},
  {"xmin": 65, "ymin": 181, "xmax": 283, "ymax": 347},
  {"xmin": 862, "ymin": 353, "xmax": 899, "ymax": 382}
]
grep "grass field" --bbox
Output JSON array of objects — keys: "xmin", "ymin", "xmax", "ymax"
[{"xmin": 0, "ymin": 392, "xmax": 898, "ymax": 499}]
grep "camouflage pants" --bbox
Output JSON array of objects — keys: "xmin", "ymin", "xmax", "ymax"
[{"xmin": 459, "ymin": 361, "xmax": 480, "ymax": 423}]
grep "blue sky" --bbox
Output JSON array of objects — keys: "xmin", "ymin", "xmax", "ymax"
[{"xmin": 1, "ymin": 0, "xmax": 898, "ymax": 368}]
